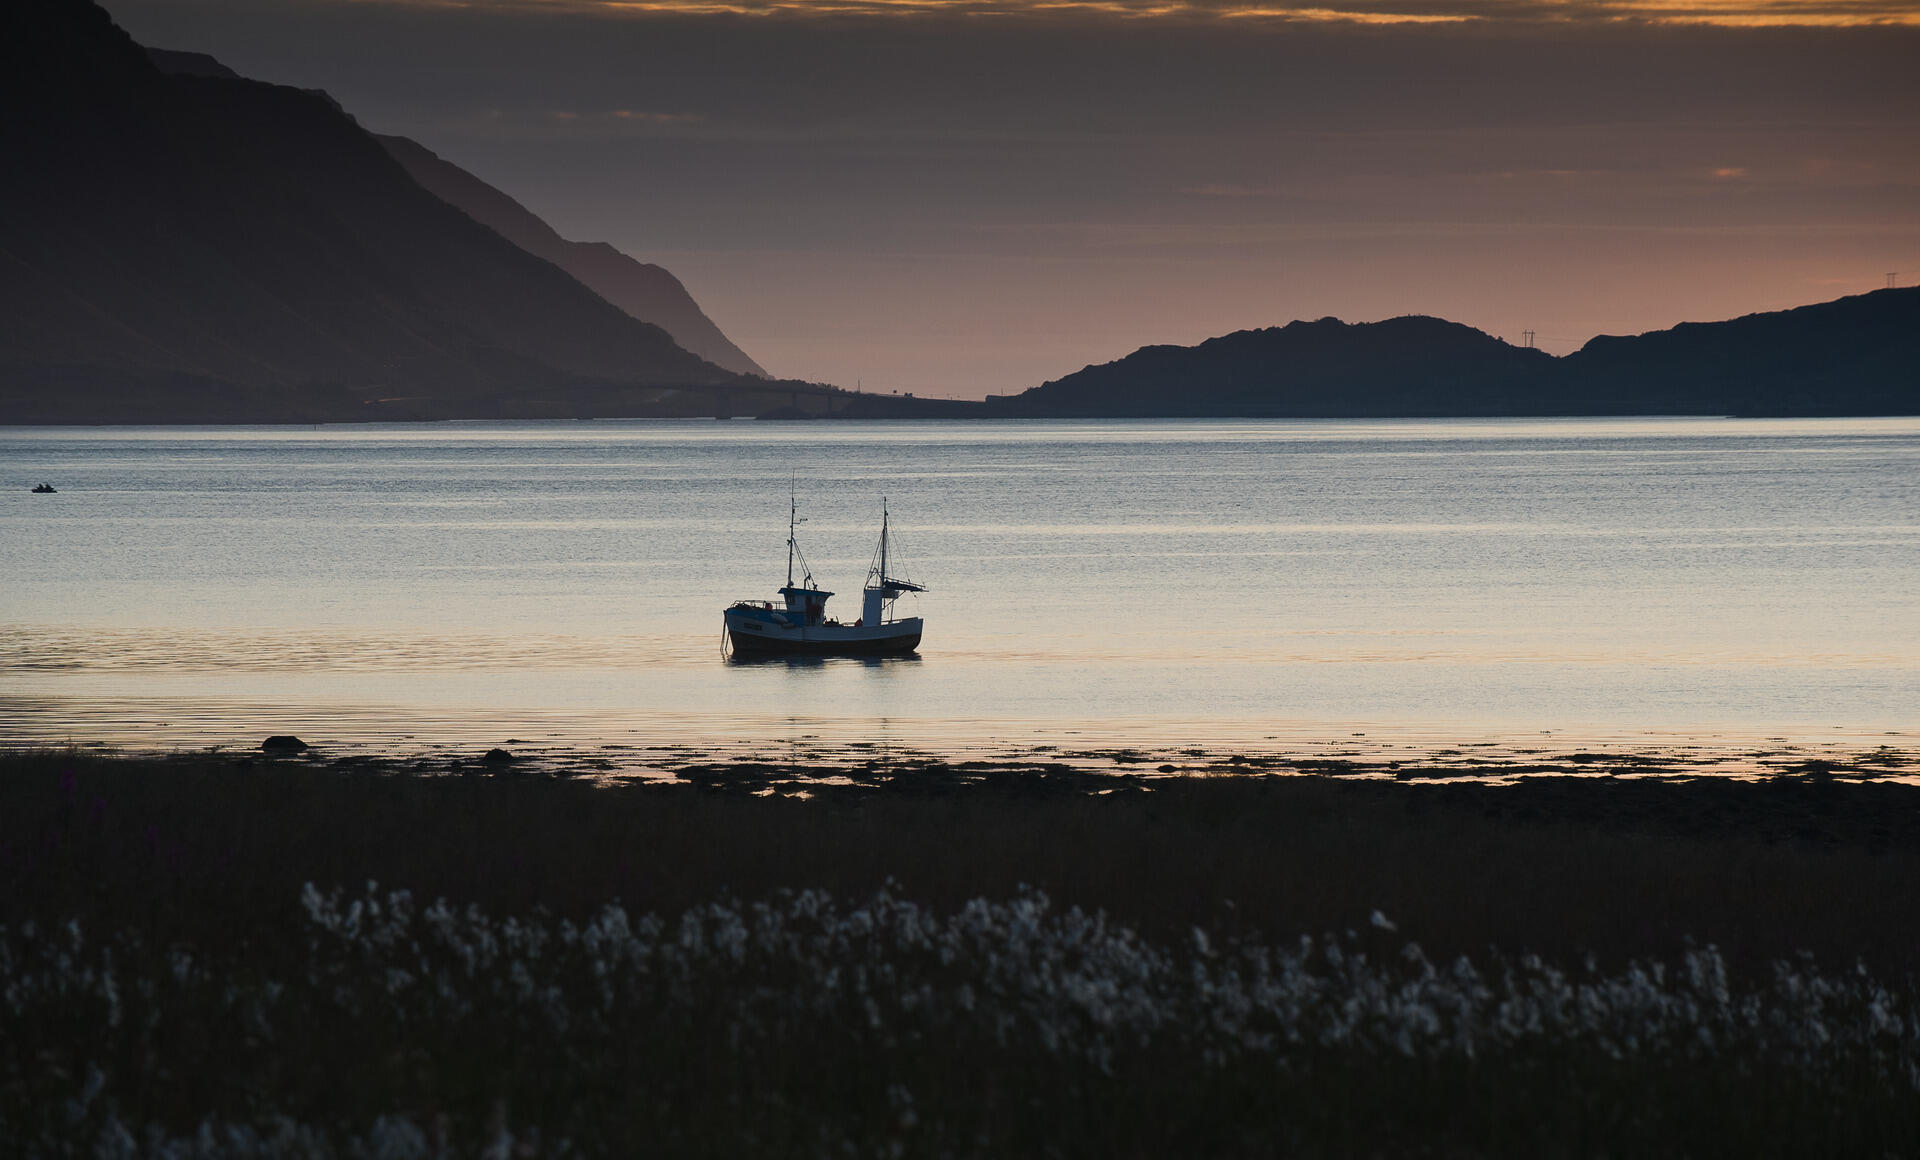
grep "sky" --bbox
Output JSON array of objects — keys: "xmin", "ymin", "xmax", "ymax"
[{"xmin": 106, "ymin": 0, "xmax": 1920, "ymax": 397}]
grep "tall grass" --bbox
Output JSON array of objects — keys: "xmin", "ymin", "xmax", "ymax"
[
  {"xmin": 6, "ymin": 883, "xmax": 1918, "ymax": 1156},
  {"xmin": 4, "ymin": 750, "xmax": 1920, "ymax": 1154}
]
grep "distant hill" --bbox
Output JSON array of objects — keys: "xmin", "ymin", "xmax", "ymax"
[
  {"xmin": 988, "ymin": 289, "xmax": 1920, "ymax": 417},
  {"xmin": 992, "ymin": 316, "xmax": 1553, "ymax": 417},
  {"xmin": 0, "ymin": 0, "xmax": 739, "ymax": 424},
  {"xmin": 375, "ymin": 135, "xmax": 769, "ymax": 379},
  {"xmin": 1556, "ymin": 288, "xmax": 1920, "ymax": 416}
]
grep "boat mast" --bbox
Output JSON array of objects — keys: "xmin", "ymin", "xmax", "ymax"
[
  {"xmin": 880, "ymin": 497, "xmax": 888, "ymax": 588},
  {"xmin": 787, "ymin": 478, "xmax": 796, "ymax": 588}
]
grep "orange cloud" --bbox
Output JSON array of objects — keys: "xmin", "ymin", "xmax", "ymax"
[
  {"xmin": 1590, "ymin": 0, "xmax": 1920, "ymax": 24},
  {"xmin": 341, "ymin": 0, "xmax": 1920, "ymax": 26}
]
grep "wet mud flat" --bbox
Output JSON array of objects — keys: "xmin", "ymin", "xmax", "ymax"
[{"xmin": 5, "ymin": 746, "xmax": 1920, "ymax": 1156}]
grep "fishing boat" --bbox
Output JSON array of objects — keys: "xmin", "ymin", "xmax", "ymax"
[
  {"xmin": 723, "ymin": 496, "xmax": 925, "ymax": 657},
  {"xmin": 30, "ymin": 483, "xmax": 56, "ymax": 493}
]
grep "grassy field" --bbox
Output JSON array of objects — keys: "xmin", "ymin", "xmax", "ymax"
[{"xmin": 4, "ymin": 748, "xmax": 1919, "ymax": 1155}]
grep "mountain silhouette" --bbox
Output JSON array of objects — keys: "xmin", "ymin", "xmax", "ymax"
[
  {"xmin": 375, "ymin": 135, "xmax": 768, "ymax": 379},
  {"xmin": 8, "ymin": 3, "xmax": 1912, "ymax": 424},
  {"xmin": 989, "ymin": 289, "xmax": 1919, "ymax": 417},
  {"xmin": 1557, "ymin": 288, "xmax": 1920, "ymax": 416},
  {"xmin": 992, "ymin": 315, "xmax": 1554, "ymax": 417},
  {"xmin": 0, "ymin": 0, "xmax": 739, "ymax": 424},
  {"xmin": 143, "ymin": 47, "xmax": 237, "ymax": 80}
]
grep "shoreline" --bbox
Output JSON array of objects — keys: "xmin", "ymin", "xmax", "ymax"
[{"xmin": 10, "ymin": 730, "xmax": 1914, "ymax": 788}]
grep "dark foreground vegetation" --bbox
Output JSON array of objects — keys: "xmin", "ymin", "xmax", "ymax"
[{"xmin": 4, "ymin": 749, "xmax": 1919, "ymax": 1156}]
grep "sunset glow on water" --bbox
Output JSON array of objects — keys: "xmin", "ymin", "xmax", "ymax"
[{"xmin": 5, "ymin": 417, "xmax": 1915, "ymax": 759}]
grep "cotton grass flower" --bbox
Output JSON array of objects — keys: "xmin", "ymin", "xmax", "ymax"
[{"xmin": 4, "ymin": 884, "xmax": 1917, "ymax": 1155}]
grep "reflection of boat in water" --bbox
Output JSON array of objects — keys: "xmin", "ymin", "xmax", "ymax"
[
  {"xmin": 30, "ymin": 483, "xmax": 56, "ymax": 493},
  {"xmin": 724, "ymin": 495, "xmax": 926, "ymax": 657}
]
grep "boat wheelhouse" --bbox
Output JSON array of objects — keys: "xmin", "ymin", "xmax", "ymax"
[{"xmin": 723, "ymin": 496, "xmax": 925, "ymax": 657}]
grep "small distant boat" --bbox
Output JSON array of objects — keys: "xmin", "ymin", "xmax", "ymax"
[
  {"xmin": 30, "ymin": 483, "xmax": 56, "ymax": 493},
  {"xmin": 724, "ymin": 494, "xmax": 926, "ymax": 657}
]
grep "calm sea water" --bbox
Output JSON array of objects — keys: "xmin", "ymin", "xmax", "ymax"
[{"xmin": 3, "ymin": 418, "xmax": 1916, "ymax": 756}]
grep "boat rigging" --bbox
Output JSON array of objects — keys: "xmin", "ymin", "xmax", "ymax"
[{"xmin": 723, "ymin": 494, "xmax": 926, "ymax": 658}]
